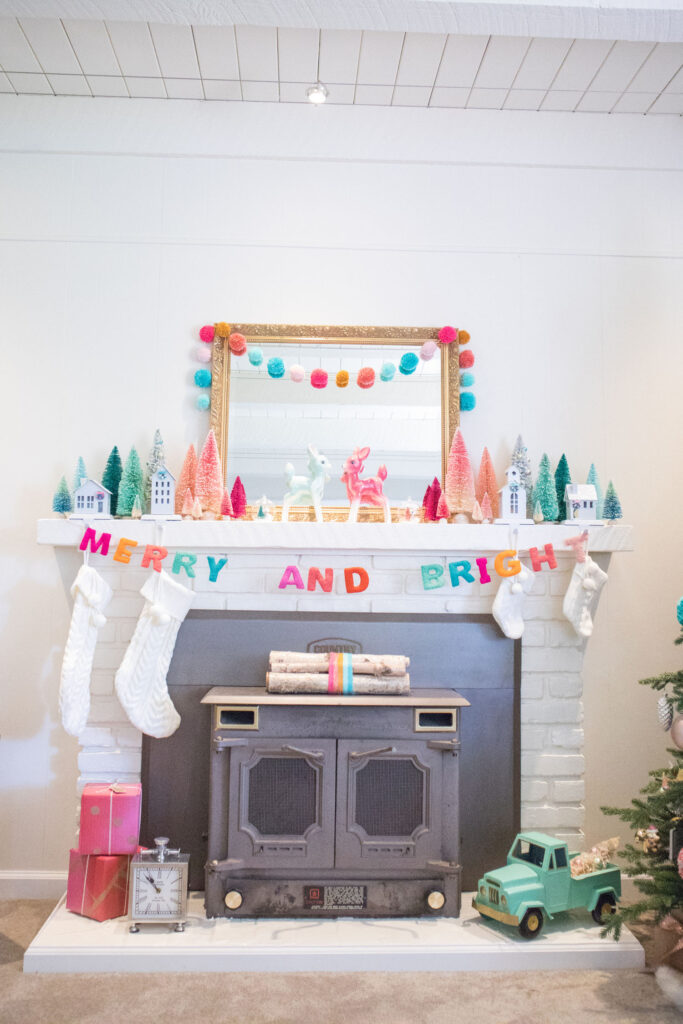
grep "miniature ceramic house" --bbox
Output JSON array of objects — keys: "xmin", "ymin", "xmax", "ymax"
[
  {"xmin": 496, "ymin": 466, "xmax": 533, "ymax": 524},
  {"xmin": 564, "ymin": 483, "xmax": 598, "ymax": 522},
  {"xmin": 150, "ymin": 467, "xmax": 176, "ymax": 515},
  {"xmin": 71, "ymin": 478, "xmax": 112, "ymax": 518}
]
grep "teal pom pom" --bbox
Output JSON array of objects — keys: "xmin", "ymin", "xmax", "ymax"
[
  {"xmin": 196, "ymin": 393, "xmax": 210, "ymax": 411},
  {"xmin": 678, "ymin": 598, "xmax": 683, "ymax": 626},
  {"xmin": 194, "ymin": 368, "xmax": 212, "ymax": 388},
  {"xmin": 380, "ymin": 361, "xmax": 396, "ymax": 382},
  {"xmin": 460, "ymin": 371, "xmax": 475, "ymax": 387},
  {"xmin": 267, "ymin": 357, "xmax": 285, "ymax": 379},
  {"xmin": 248, "ymin": 347, "xmax": 264, "ymax": 366},
  {"xmin": 399, "ymin": 352, "xmax": 419, "ymax": 376},
  {"xmin": 460, "ymin": 392, "xmax": 476, "ymax": 411}
]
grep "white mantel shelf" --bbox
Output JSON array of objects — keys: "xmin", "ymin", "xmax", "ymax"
[{"xmin": 37, "ymin": 519, "xmax": 633, "ymax": 555}]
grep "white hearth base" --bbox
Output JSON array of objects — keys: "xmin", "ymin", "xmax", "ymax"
[{"xmin": 24, "ymin": 893, "xmax": 644, "ymax": 974}]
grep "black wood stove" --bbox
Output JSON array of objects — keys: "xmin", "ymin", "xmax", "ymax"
[{"xmin": 202, "ymin": 686, "xmax": 469, "ymax": 918}]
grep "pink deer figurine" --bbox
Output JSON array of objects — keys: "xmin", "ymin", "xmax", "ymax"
[{"xmin": 341, "ymin": 446, "xmax": 390, "ymax": 523}]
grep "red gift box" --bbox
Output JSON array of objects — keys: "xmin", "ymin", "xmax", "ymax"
[
  {"xmin": 78, "ymin": 783, "xmax": 142, "ymax": 855},
  {"xmin": 66, "ymin": 849, "xmax": 131, "ymax": 922}
]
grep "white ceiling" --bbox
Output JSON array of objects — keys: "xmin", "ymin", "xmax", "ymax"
[{"xmin": 0, "ymin": 14, "xmax": 682, "ymax": 113}]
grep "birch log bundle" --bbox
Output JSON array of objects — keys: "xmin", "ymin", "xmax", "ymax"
[
  {"xmin": 269, "ymin": 652, "xmax": 409, "ymax": 676},
  {"xmin": 267, "ymin": 651, "xmax": 411, "ymax": 694}
]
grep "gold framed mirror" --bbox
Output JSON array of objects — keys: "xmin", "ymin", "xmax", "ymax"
[{"xmin": 210, "ymin": 323, "xmax": 461, "ymax": 520}]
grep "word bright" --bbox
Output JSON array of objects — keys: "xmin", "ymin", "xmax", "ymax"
[{"xmin": 421, "ymin": 545, "xmax": 557, "ymax": 590}]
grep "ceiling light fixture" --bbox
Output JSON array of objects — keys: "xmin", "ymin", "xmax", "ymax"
[{"xmin": 306, "ymin": 83, "xmax": 328, "ymax": 105}]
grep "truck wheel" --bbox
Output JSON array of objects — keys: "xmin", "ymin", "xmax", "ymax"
[
  {"xmin": 592, "ymin": 894, "xmax": 616, "ymax": 925},
  {"xmin": 518, "ymin": 909, "xmax": 544, "ymax": 939}
]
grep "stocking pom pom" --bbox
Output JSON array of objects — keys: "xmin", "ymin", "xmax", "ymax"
[
  {"xmin": 150, "ymin": 603, "xmax": 171, "ymax": 626},
  {"xmin": 336, "ymin": 370, "xmax": 349, "ymax": 388},
  {"xmin": 196, "ymin": 393, "xmax": 210, "ymax": 411},
  {"xmin": 267, "ymin": 357, "xmax": 285, "ymax": 379},
  {"xmin": 460, "ymin": 392, "xmax": 476, "ymax": 411},
  {"xmin": 380, "ymin": 362, "xmax": 396, "ymax": 382},
  {"xmin": 289, "ymin": 364, "xmax": 305, "ymax": 382},
  {"xmin": 248, "ymin": 347, "xmax": 263, "ymax": 366},
  {"xmin": 194, "ymin": 368, "xmax": 212, "ymax": 388},
  {"xmin": 511, "ymin": 582, "xmax": 522, "ymax": 595},
  {"xmin": 196, "ymin": 346, "xmax": 212, "ymax": 363},
  {"xmin": 228, "ymin": 332, "xmax": 247, "ymax": 355},
  {"xmin": 90, "ymin": 611, "xmax": 106, "ymax": 628},
  {"xmin": 357, "ymin": 367, "xmax": 375, "ymax": 389},
  {"xmin": 420, "ymin": 341, "xmax": 438, "ymax": 361},
  {"xmin": 583, "ymin": 577, "xmax": 597, "ymax": 592},
  {"xmin": 438, "ymin": 326, "xmax": 457, "ymax": 344},
  {"xmin": 311, "ymin": 368, "xmax": 328, "ymax": 389},
  {"xmin": 199, "ymin": 325, "xmax": 215, "ymax": 343},
  {"xmin": 458, "ymin": 330, "xmax": 471, "ymax": 345},
  {"xmin": 459, "ymin": 350, "xmax": 475, "ymax": 369},
  {"xmin": 399, "ymin": 352, "xmax": 419, "ymax": 375}
]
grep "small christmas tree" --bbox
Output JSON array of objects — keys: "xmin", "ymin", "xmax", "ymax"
[
  {"xmin": 533, "ymin": 454, "xmax": 559, "ymax": 522},
  {"xmin": 476, "ymin": 447, "xmax": 499, "ymax": 519},
  {"xmin": 131, "ymin": 494, "xmax": 142, "ymax": 519},
  {"xmin": 102, "ymin": 446, "xmax": 122, "ymax": 516},
  {"xmin": 422, "ymin": 483, "xmax": 433, "ymax": 522},
  {"xmin": 511, "ymin": 435, "xmax": 533, "ymax": 516},
  {"xmin": 435, "ymin": 493, "xmax": 450, "ymax": 521},
  {"xmin": 587, "ymin": 463, "xmax": 604, "ymax": 519},
  {"xmin": 426, "ymin": 477, "xmax": 441, "ymax": 523},
  {"xmin": 144, "ymin": 429, "xmax": 166, "ymax": 510},
  {"xmin": 181, "ymin": 488, "xmax": 194, "ymax": 518},
  {"xmin": 445, "ymin": 428, "xmax": 475, "ymax": 516},
  {"xmin": 533, "ymin": 500, "xmax": 544, "ymax": 524},
  {"xmin": 52, "ymin": 476, "xmax": 72, "ymax": 516},
  {"xmin": 72, "ymin": 456, "xmax": 87, "ymax": 493},
  {"xmin": 554, "ymin": 454, "xmax": 572, "ymax": 522},
  {"xmin": 118, "ymin": 447, "xmax": 145, "ymax": 517},
  {"xmin": 471, "ymin": 498, "xmax": 483, "ymax": 524},
  {"xmin": 603, "ymin": 480, "xmax": 623, "ymax": 520},
  {"xmin": 176, "ymin": 444, "xmax": 198, "ymax": 515},
  {"xmin": 195, "ymin": 430, "xmax": 224, "ymax": 518},
  {"xmin": 230, "ymin": 476, "xmax": 247, "ymax": 519},
  {"xmin": 191, "ymin": 496, "xmax": 203, "ymax": 520},
  {"xmin": 220, "ymin": 488, "xmax": 234, "ymax": 519},
  {"xmin": 480, "ymin": 492, "xmax": 493, "ymax": 523}
]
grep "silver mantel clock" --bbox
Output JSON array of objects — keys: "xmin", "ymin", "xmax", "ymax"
[{"xmin": 129, "ymin": 837, "xmax": 190, "ymax": 933}]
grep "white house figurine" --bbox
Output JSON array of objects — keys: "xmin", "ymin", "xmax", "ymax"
[
  {"xmin": 71, "ymin": 478, "xmax": 112, "ymax": 519},
  {"xmin": 564, "ymin": 483, "xmax": 598, "ymax": 523},
  {"xmin": 144, "ymin": 466, "xmax": 181, "ymax": 520},
  {"xmin": 496, "ymin": 466, "xmax": 533, "ymax": 524}
]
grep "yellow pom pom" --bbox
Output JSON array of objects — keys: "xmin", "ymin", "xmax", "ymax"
[
  {"xmin": 458, "ymin": 330, "xmax": 470, "ymax": 345},
  {"xmin": 336, "ymin": 370, "xmax": 349, "ymax": 388},
  {"xmin": 214, "ymin": 322, "xmax": 231, "ymax": 339}
]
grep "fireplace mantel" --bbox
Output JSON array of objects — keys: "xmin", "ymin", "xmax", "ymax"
[{"xmin": 37, "ymin": 519, "xmax": 633, "ymax": 554}]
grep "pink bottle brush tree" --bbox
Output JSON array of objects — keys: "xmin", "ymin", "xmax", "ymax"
[
  {"xmin": 445, "ymin": 428, "xmax": 475, "ymax": 519},
  {"xmin": 231, "ymin": 476, "xmax": 247, "ymax": 519},
  {"xmin": 195, "ymin": 429, "xmax": 224, "ymax": 518},
  {"xmin": 476, "ymin": 447, "xmax": 499, "ymax": 519},
  {"xmin": 175, "ymin": 444, "xmax": 197, "ymax": 515}
]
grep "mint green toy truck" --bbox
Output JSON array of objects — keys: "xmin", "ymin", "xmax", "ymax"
[{"xmin": 472, "ymin": 831, "xmax": 621, "ymax": 939}]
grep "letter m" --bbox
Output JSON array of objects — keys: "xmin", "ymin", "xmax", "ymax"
[{"xmin": 79, "ymin": 528, "xmax": 111, "ymax": 557}]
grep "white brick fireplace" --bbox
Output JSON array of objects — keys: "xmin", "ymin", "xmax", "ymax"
[{"xmin": 38, "ymin": 520, "xmax": 633, "ymax": 846}]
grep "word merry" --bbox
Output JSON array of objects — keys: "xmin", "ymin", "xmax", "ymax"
[
  {"xmin": 421, "ymin": 545, "xmax": 557, "ymax": 590},
  {"xmin": 278, "ymin": 565, "xmax": 370, "ymax": 593},
  {"xmin": 79, "ymin": 528, "xmax": 228, "ymax": 583}
]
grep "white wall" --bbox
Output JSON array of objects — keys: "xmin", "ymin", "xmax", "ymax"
[{"xmin": 1, "ymin": 94, "xmax": 682, "ymax": 885}]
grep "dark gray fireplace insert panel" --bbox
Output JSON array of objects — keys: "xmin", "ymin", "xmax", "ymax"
[{"xmin": 141, "ymin": 612, "xmax": 519, "ymax": 893}]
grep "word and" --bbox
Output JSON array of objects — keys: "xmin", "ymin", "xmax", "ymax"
[
  {"xmin": 421, "ymin": 545, "xmax": 557, "ymax": 590},
  {"xmin": 79, "ymin": 528, "xmax": 228, "ymax": 582},
  {"xmin": 278, "ymin": 565, "xmax": 370, "ymax": 593}
]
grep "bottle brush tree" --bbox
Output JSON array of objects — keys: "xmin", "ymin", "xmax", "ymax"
[
  {"xmin": 53, "ymin": 476, "xmax": 72, "ymax": 516},
  {"xmin": 445, "ymin": 428, "xmax": 475, "ymax": 516},
  {"xmin": 426, "ymin": 477, "xmax": 442, "ymax": 523},
  {"xmin": 603, "ymin": 481, "xmax": 623, "ymax": 521},
  {"xmin": 422, "ymin": 483, "xmax": 433, "ymax": 522},
  {"xmin": 102, "ymin": 446, "xmax": 122, "ymax": 516},
  {"xmin": 230, "ymin": 476, "xmax": 247, "ymax": 519},
  {"xmin": 195, "ymin": 429, "xmax": 223, "ymax": 517},
  {"xmin": 118, "ymin": 447, "xmax": 145, "ymax": 517},
  {"xmin": 533, "ymin": 454, "xmax": 559, "ymax": 522},
  {"xmin": 476, "ymin": 447, "xmax": 499, "ymax": 519},
  {"xmin": 220, "ymin": 488, "xmax": 234, "ymax": 519},
  {"xmin": 176, "ymin": 444, "xmax": 198, "ymax": 515},
  {"xmin": 554, "ymin": 454, "xmax": 572, "ymax": 522},
  {"xmin": 587, "ymin": 463, "xmax": 604, "ymax": 519},
  {"xmin": 144, "ymin": 429, "xmax": 166, "ymax": 509},
  {"xmin": 72, "ymin": 456, "xmax": 87, "ymax": 493},
  {"xmin": 511, "ymin": 435, "xmax": 533, "ymax": 516}
]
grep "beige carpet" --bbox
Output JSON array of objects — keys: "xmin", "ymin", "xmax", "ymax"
[{"xmin": 1, "ymin": 899, "xmax": 680, "ymax": 1024}]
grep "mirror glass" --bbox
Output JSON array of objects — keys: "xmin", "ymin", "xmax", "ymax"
[{"xmin": 226, "ymin": 342, "xmax": 441, "ymax": 507}]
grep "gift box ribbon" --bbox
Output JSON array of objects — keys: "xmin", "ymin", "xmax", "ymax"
[{"xmin": 80, "ymin": 856, "xmax": 130, "ymax": 916}]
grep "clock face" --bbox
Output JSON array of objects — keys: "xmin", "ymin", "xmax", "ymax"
[{"xmin": 132, "ymin": 864, "xmax": 185, "ymax": 919}]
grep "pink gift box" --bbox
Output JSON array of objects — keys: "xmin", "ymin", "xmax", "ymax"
[
  {"xmin": 66, "ymin": 849, "xmax": 131, "ymax": 922},
  {"xmin": 78, "ymin": 783, "xmax": 142, "ymax": 856}
]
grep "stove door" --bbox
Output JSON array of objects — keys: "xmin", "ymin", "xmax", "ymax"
[
  {"xmin": 228, "ymin": 739, "xmax": 336, "ymax": 869},
  {"xmin": 334, "ymin": 740, "xmax": 443, "ymax": 869}
]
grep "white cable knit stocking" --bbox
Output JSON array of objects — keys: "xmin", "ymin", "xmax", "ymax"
[
  {"xmin": 59, "ymin": 565, "xmax": 113, "ymax": 737},
  {"xmin": 562, "ymin": 556, "xmax": 608, "ymax": 638},
  {"xmin": 492, "ymin": 563, "xmax": 534, "ymax": 639},
  {"xmin": 114, "ymin": 571, "xmax": 194, "ymax": 738}
]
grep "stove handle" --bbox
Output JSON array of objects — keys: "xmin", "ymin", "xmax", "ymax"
[
  {"xmin": 281, "ymin": 744, "xmax": 325, "ymax": 763},
  {"xmin": 349, "ymin": 746, "xmax": 396, "ymax": 760}
]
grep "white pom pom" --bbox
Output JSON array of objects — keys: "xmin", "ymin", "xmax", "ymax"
[
  {"xmin": 150, "ymin": 603, "xmax": 170, "ymax": 626},
  {"xmin": 511, "ymin": 582, "xmax": 522, "ymax": 595},
  {"xmin": 582, "ymin": 578, "xmax": 597, "ymax": 592},
  {"xmin": 90, "ymin": 611, "xmax": 106, "ymax": 628}
]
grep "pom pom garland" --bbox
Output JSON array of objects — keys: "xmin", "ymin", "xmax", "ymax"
[
  {"xmin": 678, "ymin": 597, "xmax": 683, "ymax": 626},
  {"xmin": 460, "ymin": 371, "xmax": 475, "ymax": 387},
  {"xmin": 199, "ymin": 325, "xmax": 215, "ymax": 343},
  {"xmin": 194, "ymin": 368, "xmax": 212, "ymax": 388},
  {"xmin": 196, "ymin": 345, "xmax": 212, "ymax": 363},
  {"xmin": 196, "ymin": 393, "xmax": 210, "ymax": 411},
  {"xmin": 357, "ymin": 367, "xmax": 375, "ymax": 389},
  {"xmin": 420, "ymin": 341, "xmax": 438, "ymax": 361},
  {"xmin": 248, "ymin": 347, "xmax": 263, "ymax": 366},
  {"xmin": 228, "ymin": 332, "xmax": 247, "ymax": 356},
  {"xmin": 336, "ymin": 370, "xmax": 349, "ymax": 388},
  {"xmin": 399, "ymin": 352, "xmax": 419, "ymax": 375},
  {"xmin": 380, "ymin": 362, "xmax": 396, "ymax": 382},
  {"xmin": 460, "ymin": 392, "xmax": 476, "ymax": 411},
  {"xmin": 215, "ymin": 322, "xmax": 231, "ymax": 338},
  {"xmin": 289, "ymin": 364, "xmax": 305, "ymax": 382},
  {"xmin": 438, "ymin": 326, "xmax": 457, "ymax": 344},
  {"xmin": 459, "ymin": 350, "xmax": 475, "ymax": 369},
  {"xmin": 458, "ymin": 330, "xmax": 470, "ymax": 345},
  {"xmin": 310, "ymin": 368, "xmax": 328, "ymax": 389},
  {"xmin": 267, "ymin": 357, "xmax": 285, "ymax": 379}
]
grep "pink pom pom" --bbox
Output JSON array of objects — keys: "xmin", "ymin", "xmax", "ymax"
[
  {"xmin": 196, "ymin": 346, "xmax": 212, "ymax": 363},
  {"xmin": 228, "ymin": 332, "xmax": 247, "ymax": 355},
  {"xmin": 310, "ymin": 368, "xmax": 328, "ymax": 389},
  {"xmin": 420, "ymin": 340, "xmax": 438, "ymax": 361},
  {"xmin": 199, "ymin": 325, "xmax": 215, "ymax": 343},
  {"xmin": 459, "ymin": 349, "xmax": 475, "ymax": 369},
  {"xmin": 438, "ymin": 326, "xmax": 457, "ymax": 344},
  {"xmin": 357, "ymin": 367, "xmax": 375, "ymax": 389},
  {"xmin": 290, "ymin": 364, "xmax": 305, "ymax": 382}
]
